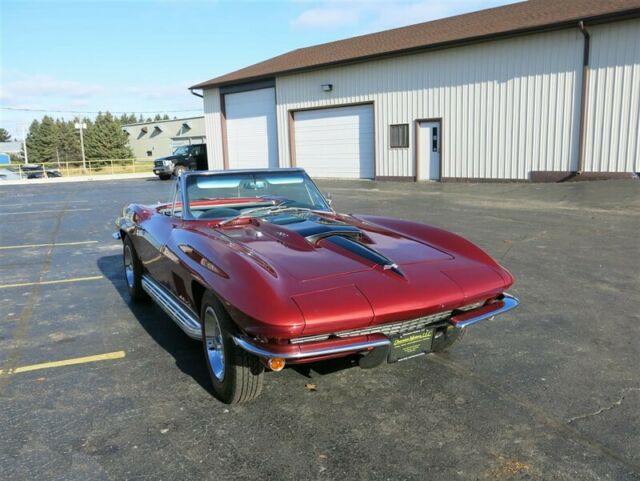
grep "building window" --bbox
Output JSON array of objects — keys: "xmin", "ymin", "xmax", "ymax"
[
  {"xmin": 390, "ymin": 124, "xmax": 409, "ymax": 148},
  {"xmin": 146, "ymin": 151, "xmax": 153, "ymax": 157}
]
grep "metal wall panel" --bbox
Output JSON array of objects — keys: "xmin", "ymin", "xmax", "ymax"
[
  {"xmin": 275, "ymin": 29, "xmax": 584, "ymax": 179},
  {"xmin": 202, "ymin": 88, "xmax": 224, "ymax": 170},
  {"xmin": 584, "ymin": 19, "xmax": 640, "ymax": 173},
  {"xmin": 123, "ymin": 117, "xmax": 205, "ymax": 159}
]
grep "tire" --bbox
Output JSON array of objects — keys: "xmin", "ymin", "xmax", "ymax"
[
  {"xmin": 201, "ymin": 291, "xmax": 264, "ymax": 403},
  {"xmin": 158, "ymin": 174, "xmax": 171, "ymax": 180},
  {"xmin": 173, "ymin": 165, "xmax": 186, "ymax": 178},
  {"xmin": 431, "ymin": 326, "xmax": 465, "ymax": 352},
  {"xmin": 123, "ymin": 236, "xmax": 148, "ymax": 302}
]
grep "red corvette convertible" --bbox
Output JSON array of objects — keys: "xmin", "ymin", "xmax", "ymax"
[{"xmin": 115, "ymin": 168, "xmax": 518, "ymax": 403}]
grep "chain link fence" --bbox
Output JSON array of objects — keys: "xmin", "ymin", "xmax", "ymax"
[{"xmin": 6, "ymin": 159, "xmax": 155, "ymax": 178}]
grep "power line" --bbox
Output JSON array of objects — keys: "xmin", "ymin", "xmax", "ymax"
[{"xmin": 0, "ymin": 107, "xmax": 202, "ymax": 114}]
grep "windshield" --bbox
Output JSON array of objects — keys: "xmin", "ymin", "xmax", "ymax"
[
  {"xmin": 183, "ymin": 171, "xmax": 331, "ymax": 220},
  {"xmin": 172, "ymin": 146, "xmax": 190, "ymax": 156}
]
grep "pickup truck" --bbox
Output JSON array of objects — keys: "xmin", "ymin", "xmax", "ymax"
[{"xmin": 153, "ymin": 144, "xmax": 208, "ymax": 180}]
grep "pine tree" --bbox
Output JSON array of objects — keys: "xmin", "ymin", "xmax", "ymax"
[
  {"xmin": 162, "ymin": 114, "xmax": 170, "ymax": 120},
  {"xmin": 138, "ymin": 114, "xmax": 144, "ymax": 123},
  {"xmin": 153, "ymin": 114, "xmax": 162, "ymax": 121},
  {"xmin": 25, "ymin": 120, "xmax": 40, "ymax": 161},
  {"xmin": 118, "ymin": 113, "xmax": 137, "ymax": 125},
  {"xmin": 84, "ymin": 112, "xmax": 133, "ymax": 160},
  {"xmin": 56, "ymin": 118, "xmax": 81, "ymax": 162},
  {"xmin": 25, "ymin": 116, "xmax": 59, "ymax": 162},
  {"xmin": 0, "ymin": 128, "xmax": 11, "ymax": 142}
]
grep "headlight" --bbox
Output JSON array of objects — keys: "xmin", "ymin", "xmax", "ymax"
[{"xmin": 163, "ymin": 159, "xmax": 173, "ymax": 165}]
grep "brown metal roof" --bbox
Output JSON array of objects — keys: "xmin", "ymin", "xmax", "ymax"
[{"xmin": 191, "ymin": 0, "xmax": 640, "ymax": 90}]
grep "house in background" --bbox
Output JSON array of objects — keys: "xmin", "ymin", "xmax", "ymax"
[
  {"xmin": 122, "ymin": 116, "xmax": 206, "ymax": 159},
  {"xmin": 191, "ymin": 0, "xmax": 640, "ymax": 181}
]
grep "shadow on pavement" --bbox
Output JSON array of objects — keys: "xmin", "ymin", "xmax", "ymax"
[
  {"xmin": 97, "ymin": 254, "xmax": 213, "ymax": 395},
  {"xmin": 97, "ymin": 253, "xmax": 360, "ymax": 390}
]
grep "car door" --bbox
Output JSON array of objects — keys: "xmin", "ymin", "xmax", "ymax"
[
  {"xmin": 152, "ymin": 181, "xmax": 197, "ymax": 309},
  {"xmin": 137, "ymin": 182, "xmax": 182, "ymax": 288},
  {"xmin": 196, "ymin": 145, "xmax": 208, "ymax": 170},
  {"xmin": 189, "ymin": 145, "xmax": 203, "ymax": 170}
]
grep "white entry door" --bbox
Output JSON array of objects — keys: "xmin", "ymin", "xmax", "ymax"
[
  {"xmin": 294, "ymin": 105, "xmax": 374, "ymax": 179},
  {"xmin": 225, "ymin": 88, "xmax": 277, "ymax": 169},
  {"xmin": 417, "ymin": 121, "xmax": 441, "ymax": 181}
]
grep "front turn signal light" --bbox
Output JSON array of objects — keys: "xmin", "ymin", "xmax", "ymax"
[{"xmin": 268, "ymin": 357, "xmax": 286, "ymax": 372}]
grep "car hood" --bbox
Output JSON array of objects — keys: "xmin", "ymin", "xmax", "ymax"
[
  {"xmin": 187, "ymin": 210, "xmax": 510, "ymax": 335},
  {"xmin": 156, "ymin": 155, "xmax": 183, "ymax": 162},
  {"xmin": 217, "ymin": 211, "xmax": 454, "ymax": 278}
]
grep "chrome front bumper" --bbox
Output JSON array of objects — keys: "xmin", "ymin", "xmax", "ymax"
[
  {"xmin": 153, "ymin": 165, "xmax": 172, "ymax": 175},
  {"xmin": 232, "ymin": 335, "xmax": 391, "ymax": 360},
  {"xmin": 232, "ymin": 293, "xmax": 519, "ymax": 361},
  {"xmin": 450, "ymin": 293, "xmax": 519, "ymax": 329}
]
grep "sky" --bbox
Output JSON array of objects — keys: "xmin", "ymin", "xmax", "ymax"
[{"xmin": 0, "ymin": 0, "xmax": 519, "ymax": 138}]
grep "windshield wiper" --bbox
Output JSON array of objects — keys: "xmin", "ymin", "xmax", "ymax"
[{"xmin": 217, "ymin": 203, "xmax": 311, "ymax": 227}]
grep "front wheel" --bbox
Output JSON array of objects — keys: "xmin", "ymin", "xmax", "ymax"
[
  {"xmin": 123, "ymin": 236, "xmax": 147, "ymax": 302},
  {"xmin": 173, "ymin": 165, "xmax": 186, "ymax": 178},
  {"xmin": 201, "ymin": 292, "xmax": 264, "ymax": 403}
]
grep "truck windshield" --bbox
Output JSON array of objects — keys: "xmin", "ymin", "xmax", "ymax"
[
  {"xmin": 183, "ymin": 171, "xmax": 331, "ymax": 220},
  {"xmin": 172, "ymin": 146, "xmax": 190, "ymax": 156}
]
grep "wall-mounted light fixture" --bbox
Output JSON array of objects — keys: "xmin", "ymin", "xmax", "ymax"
[{"xmin": 321, "ymin": 84, "xmax": 333, "ymax": 92}]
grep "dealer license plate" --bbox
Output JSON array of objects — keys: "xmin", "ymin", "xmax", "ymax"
[{"xmin": 387, "ymin": 329, "xmax": 434, "ymax": 363}]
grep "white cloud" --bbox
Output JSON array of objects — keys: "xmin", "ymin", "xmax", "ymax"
[
  {"xmin": 3, "ymin": 73, "xmax": 104, "ymax": 98},
  {"xmin": 362, "ymin": 1, "xmax": 454, "ymax": 32},
  {"xmin": 292, "ymin": 6, "xmax": 361, "ymax": 30},
  {"xmin": 290, "ymin": 0, "xmax": 521, "ymax": 33},
  {"xmin": 0, "ymin": 70, "xmax": 201, "ymax": 137}
]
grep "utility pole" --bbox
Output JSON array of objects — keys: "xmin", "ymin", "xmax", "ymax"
[
  {"xmin": 21, "ymin": 125, "xmax": 29, "ymax": 164},
  {"xmin": 75, "ymin": 121, "xmax": 87, "ymax": 172}
]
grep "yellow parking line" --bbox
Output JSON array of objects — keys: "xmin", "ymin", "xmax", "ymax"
[
  {"xmin": 0, "ymin": 241, "xmax": 98, "ymax": 250},
  {"xmin": 0, "ymin": 351, "xmax": 126, "ymax": 376},
  {"xmin": 0, "ymin": 208, "xmax": 93, "ymax": 216},
  {"xmin": 0, "ymin": 275, "xmax": 104, "ymax": 289}
]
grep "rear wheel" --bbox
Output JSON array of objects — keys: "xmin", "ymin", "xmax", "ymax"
[
  {"xmin": 201, "ymin": 292, "xmax": 264, "ymax": 403},
  {"xmin": 431, "ymin": 326, "xmax": 465, "ymax": 352},
  {"xmin": 123, "ymin": 236, "xmax": 147, "ymax": 302}
]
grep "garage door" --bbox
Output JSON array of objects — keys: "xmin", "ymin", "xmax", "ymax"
[
  {"xmin": 293, "ymin": 104, "xmax": 374, "ymax": 179},
  {"xmin": 225, "ymin": 88, "xmax": 277, "ymax": 169}
]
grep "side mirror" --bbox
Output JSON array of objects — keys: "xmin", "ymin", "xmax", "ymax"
[{"xmin": 325, "ymin": 192, "xmax": 333, "ymax": 206}]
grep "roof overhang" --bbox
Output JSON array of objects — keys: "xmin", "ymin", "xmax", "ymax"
[{"xmin": 190, "ymin": 5, "xmax": 640, "ymax": 91}]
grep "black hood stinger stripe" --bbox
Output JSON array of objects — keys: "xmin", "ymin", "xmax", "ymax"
[{"xmin": 324, "ymin": 235, "xmax": 403, "ymax": 277}]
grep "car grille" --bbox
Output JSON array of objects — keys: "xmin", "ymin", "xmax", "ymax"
[
  {"xmin": 290, "ymin": 310, "xmax": 453, "ymax": 344},
  {"xmin": 154, "ymin": 160, "xmax": 164, "ymax": 167}
]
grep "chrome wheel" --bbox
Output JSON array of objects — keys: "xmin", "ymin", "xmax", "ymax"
[
  {"xmin": 203, "ymin": 306, "xmax": 225, "ymax": 381},
  {"xmin": 124, "ymin": 244, "xmax": 134, "ymax": 288}
]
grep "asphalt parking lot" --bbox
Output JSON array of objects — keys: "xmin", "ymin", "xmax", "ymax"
[{"xmin": 1, "ymin": 177, "xmax": 639, "ymax": 481}]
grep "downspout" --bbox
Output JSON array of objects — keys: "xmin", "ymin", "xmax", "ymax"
[
  {"xmin": 576, "ymin": 21, "xmax": 590, "ymax": 175},
  {"xmin": 189, "ymin": 88, "xmax": 203, "ymax": 98}
]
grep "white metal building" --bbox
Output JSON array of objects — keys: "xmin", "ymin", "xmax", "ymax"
[
  {"xmin": 191, "ymin": 0, "xmax": 640, "ymax": 181},
  {"xmin": 122, "ymin": 117, "xmax": 206, "ymax": 160}
]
